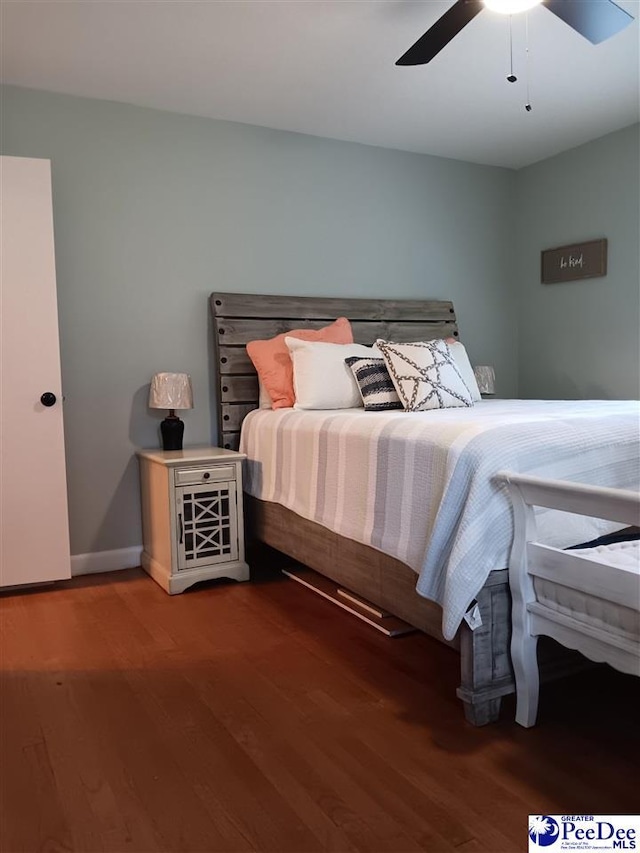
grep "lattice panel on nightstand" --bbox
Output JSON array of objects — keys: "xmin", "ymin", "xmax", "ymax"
[{"xmin": 176, "ymin": 481, "xmax": 238, "ymax": 570}]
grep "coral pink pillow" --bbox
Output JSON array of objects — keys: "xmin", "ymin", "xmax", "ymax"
[{"xmin": 247, "ymin": 317, "xmax": 353, "ymax": 409}]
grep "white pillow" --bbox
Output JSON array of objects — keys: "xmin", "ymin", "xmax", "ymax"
[
  {"xmin": 258, "ymin": 377, "xmax": 272, "ymax": 409},
  {"xmin": 284, "ymin": 338, "xmax": 378, "ymax": 409},
  {"xmin": 448, "ymin": 341, "xmax": 481, "ymax": 402},
  {"xmin": 376, "ymin": 338, "xmax": 474, "ymax": 411}
]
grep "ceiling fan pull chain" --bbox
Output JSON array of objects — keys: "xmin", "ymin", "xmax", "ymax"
[
  {"xmin": 525, "ymin": 11, "xmax": 532, "ymax": 111},
  {"xmin": 507, "ymin": 15, "xmax": 518, "ymax": 82}
]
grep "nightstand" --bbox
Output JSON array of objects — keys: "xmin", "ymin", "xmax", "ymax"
[{"xmin": 137, "ymin": 447, "xmax": 249, "ymax": 594}]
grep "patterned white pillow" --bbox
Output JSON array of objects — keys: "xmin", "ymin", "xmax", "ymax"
[
  {"xmin": 448, "ymin": 341, "xmax": 482, "ymax": 402},
  {"xmin": 258, "ymin": 377, "xmax": 273, "ymax": 409},
  {"xmin": 376, "ymin": 339, "xmax": 474, "ymax": 411}
]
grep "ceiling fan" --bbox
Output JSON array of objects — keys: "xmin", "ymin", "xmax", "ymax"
[{"xmin": 396, "ymin": 0, "xmax": 635, "ymax": 66}]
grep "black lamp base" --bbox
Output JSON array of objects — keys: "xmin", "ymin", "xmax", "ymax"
[{"xmin": 160, "ymin": 415, "xmax": 185, "ymax": 451}]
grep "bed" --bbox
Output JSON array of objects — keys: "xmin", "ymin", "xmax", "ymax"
[
  {"xmin": 209, "ymin": 292, "xmax": 640, "ymax": 725},
  {"xmin": 502, "ymin": 472, "xmax": 640, "ymax": 727}
]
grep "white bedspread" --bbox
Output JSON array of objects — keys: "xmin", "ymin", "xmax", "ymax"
[{"xmin": 240, "ymin": 399, "xmax": 640, "ymax": 639}]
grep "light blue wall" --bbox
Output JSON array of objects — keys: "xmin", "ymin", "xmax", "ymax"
[
  {"xmin": 515, "ymin": 124, "xmax": 640, "ymax": 400},
  {"xmin": 1, "ymin": 85, "xmax": 516, "ymax": 555}
]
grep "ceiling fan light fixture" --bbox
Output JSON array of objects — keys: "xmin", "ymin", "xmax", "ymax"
[
  {"xmin": 483, "ymin": 0, "xmax": 542, "ymax": 14},
  {"xmin": 397, "ymin": 0, "xmax": 634, "ymax": 67}
]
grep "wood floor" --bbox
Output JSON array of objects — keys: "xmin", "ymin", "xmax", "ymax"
[{"xmin": 1, "ymin": 562, "xmax": 638, "ymax": 853}]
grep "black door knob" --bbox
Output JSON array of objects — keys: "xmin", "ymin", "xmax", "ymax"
[{"xmin": 40, "ymin": 392, "xmax": 57, "ymax": 407}]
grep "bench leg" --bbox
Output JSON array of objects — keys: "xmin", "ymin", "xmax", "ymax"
[{"xmin": 512, "ymin": 632, "xmax": 539, "ymax": 727}]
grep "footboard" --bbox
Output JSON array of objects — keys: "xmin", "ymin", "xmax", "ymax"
[
  {"xmin": 456, "ymin": 570, "xmax": 514, "ymax": 725},
  {"xmin": 455, "ymin": 569, "xmax": 590, "ymax": 724}
]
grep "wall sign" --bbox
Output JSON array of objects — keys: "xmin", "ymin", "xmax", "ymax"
[{"xmin": 541, "ymin": 238, "xmax": 608, "ymax": 284}]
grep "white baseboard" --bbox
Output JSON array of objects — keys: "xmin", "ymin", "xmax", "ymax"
[{"xmin": 71, "ymin": 546, "xmax": 143, "ymax": 577}]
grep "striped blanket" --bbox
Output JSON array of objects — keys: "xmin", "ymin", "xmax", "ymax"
[{"xmin": 240, "ymin": 399, "xmax": 640, "ymax": 639}]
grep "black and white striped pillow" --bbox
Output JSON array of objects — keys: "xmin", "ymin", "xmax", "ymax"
[{"xmin": 345, "ymin": 356, "xmax": 403, "ymax": 411}]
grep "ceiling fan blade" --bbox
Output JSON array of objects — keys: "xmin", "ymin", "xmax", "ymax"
[
  {"xmin": 543, "ymin": 0, "xmax": 634, "ymax": 44},
  {"xmin": 396, "ymin": 0, "xmax": 484, "ymax": 66}
]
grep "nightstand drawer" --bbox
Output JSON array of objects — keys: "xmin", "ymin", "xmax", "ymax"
[{"xmin": 174, "ymin": 465, "xmax": 235, "ymax": 486}]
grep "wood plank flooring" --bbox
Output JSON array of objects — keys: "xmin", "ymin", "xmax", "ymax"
[{"xmin": 1, "ymin": 564, "xmax": 638, "ymax": 853}]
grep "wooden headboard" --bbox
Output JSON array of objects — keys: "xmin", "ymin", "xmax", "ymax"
[{"xmin": 210, "ymin": 293, "xmax": 458, "ymax": 450}]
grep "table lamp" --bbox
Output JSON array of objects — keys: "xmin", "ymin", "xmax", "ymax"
[
  {"xmin": 474, "ymin": 365, "xmax": 495, "ymax": 396},
  {"xmin": 149, "ymin": 372, "xmax": 193, "ymax": 451}
]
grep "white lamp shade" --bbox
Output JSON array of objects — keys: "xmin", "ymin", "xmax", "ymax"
[
  {"xmin": 149, "ymin": 373, "xmax": 193, "ymax": 410},
  {"xmin": 474, "ymin": 365, "xmax": 496, "ymax": 396}
]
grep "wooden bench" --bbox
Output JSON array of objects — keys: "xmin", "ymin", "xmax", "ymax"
[{"xmin": 501, "ymin": 472, "xmax": 640, "ymax": 727}]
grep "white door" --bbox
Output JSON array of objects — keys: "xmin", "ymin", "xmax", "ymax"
[{"xmin": 0, "ymin": 156, "xmax": 71, "ymax": 586}]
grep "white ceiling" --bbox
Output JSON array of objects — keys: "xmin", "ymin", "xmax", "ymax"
[{"xmin": 2, "ymin": 0, "xmax": 639, "ymax": 169}]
